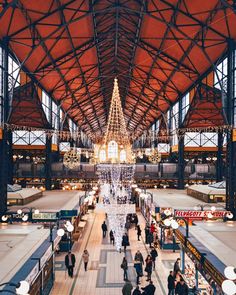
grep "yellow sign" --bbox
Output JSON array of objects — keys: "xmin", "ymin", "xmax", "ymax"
[{"xmin": 233, "ymin": 129, "xmax": 236, "ymax": 142}]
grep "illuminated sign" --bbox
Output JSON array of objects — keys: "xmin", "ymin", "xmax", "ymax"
[
  {"xmin": 32, "ymin": 212, "xmax": 57, "ymax": 220},
  {"xmin": 174, "ymin": 210, "xmax": 229, "ymax": 219}
]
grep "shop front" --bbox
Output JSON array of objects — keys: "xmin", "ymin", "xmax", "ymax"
[{"xmin": 175, "ymin": 228, "xmax": 226, "ymax": 294}]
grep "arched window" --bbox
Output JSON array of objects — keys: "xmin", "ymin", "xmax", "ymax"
[
  {"xmin": 99, "ymin": 149, "xmax": 106, "ymax": 162},
  {"xmin": 120, "ymin": 150, "xmax": 126, "ymax": 162},
  {"xmin": 108, "ymin": 140, "xmax": 118, "ymax": 159}
]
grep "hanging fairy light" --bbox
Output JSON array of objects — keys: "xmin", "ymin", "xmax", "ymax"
[
  {"xmin": 95, "ymin": 78, "xmax": 134, "ymax": 164},
  {"xmin": 63, "ymin": 148, "xmax": 81, "ymax": 169}
]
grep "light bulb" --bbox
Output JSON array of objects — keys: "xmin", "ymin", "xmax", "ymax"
[
  {"xmin": 224, "ymin": 266, "xmax": 236, "ymax": 280},
  {"xmin": 163, "ymin": 219, "xmax": 171, "ymax": 227},
  {"xmin": 57, "ymin": 228, "xmax": 65, "ymax": 237},
  {"xmin": 67, "ymin": 225, "xmax": 74, "ymax": 232},
  {"xmin": 22, "ymin": 214, "xmax": 29, "ymax": 222},
  {"xmin": 207, "ymin": 212, "xmax": 213, "ymax": 219},
  {"xmin": 222, "ymin": 279, "xmax": 236, "ymax": 295},
  {"xmin": 171, "ymin": 220, "xmax": 179, "ymax": 230},
  {"xmin": 16, "ymin": 280, "xmax": 30, "ymax": 295},
  {"xmin": 211, "ymin": 206, "xmax": 216, "ymax": 212},
  {"xmin": 34, "ymin": 209, "xmax": 39, "ymax": 215},
  {"xmin": 226, "ymin": 212, "xmax": 233, "ymax": 219},
  {"xmin": 1, "ymin": 215, "xmax": 8, "ymax": 222},
  {"xmin": 17, "ymin": 209, "xmax": 22, "ymax": 215}
]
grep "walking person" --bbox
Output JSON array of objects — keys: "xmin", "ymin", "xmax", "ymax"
[
  {"xmin": 145, "ymin": 224, "xmax": 150, "ymax": 244},
  {"xmin": 145, "ymin": 255, "xmax": 153, "ymax": 281},
  {"xmin": 141, "ymin": 280, "xmax": 156, "ymax": 295},
  {"xmin": 82, "ymin": 249, "xmax": 89, "ymax": 271},
  {"xmin": 147, "ymin": 231, "xmax": 154, "ymax": 248},
  {"xmin": 150, "ymin": 246, "xmax": 158, "ymax": 270},
  {"xmin": 65, "ymin": 251, "xmax": 76, "ymax": 278},
  {"xmin": 109, "ymin": 229, "xmax": 115, "ymax": 245},
  {"xmin": 134, "ymin": 260, "xmax": 142, "ymax": 285},
  {"xmin": 121, "ymin": 257, "xmax": 128, "ymax": 281},
  {"xmin": 134, "ymin": 250, "xmax": 144, "ymax": 275},
  {"xmin": 122, "ymin": 280, "xmax": 133, "ymax": 295},
  {"xmin": 132, "ymin": 285, "xmax": 141, "ymax": 295},
  {"xmin": 167, "ymin": 271, "xmax": 175, "ymax": 295},
  {"xmin": 122, "ymin": 232, "xmax": 130, "ymax": 252},
  {"xmin": 175, "ymin": 277, "xmax": 189, "ymax": 295},
  {"xmin": 101, "ymin": 221, "xmax": 107, "ymax": 238},
  {"xmin": 136, "ymin": 225, "xmax": 142, "ymax": 241},
  {"xmin": 174, "ymin": 258, "xmax": 181, "ymax": 277}
]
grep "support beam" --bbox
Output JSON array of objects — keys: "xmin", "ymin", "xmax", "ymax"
[
  {"xmin": 45, "ymin": 99, "xmax": 52, "ymax": 191},
  {"xmin": 178, "ymin": 100, "xmax": 185, "ymax": 189},
  {"xmin": 0, "ymin": 40, "xmax": 9, "ymax": 215},
  {"xmin": 226, "ymin": 40, "xmax": 236, "ymax": 215},
  {"xmin": 216, "ymin": 131, "xmax": 223, "ymax": 182}
]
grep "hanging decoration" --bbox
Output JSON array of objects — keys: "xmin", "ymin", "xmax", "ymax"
[
  {"xmin": 94, "ymin": 78, "xmax": 134, "ymax": 164},
  {"xmin": 148, "ymin": 149, "xmax": 162, "ymax": 164},
  {"xmin": 63, "ymin": 148, "xmax": 81, "ymax": 169}
]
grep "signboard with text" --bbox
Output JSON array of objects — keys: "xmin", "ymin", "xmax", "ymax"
[{"xmin": 174, "ymin": 210, "xmax": 229, "ymax": 219}]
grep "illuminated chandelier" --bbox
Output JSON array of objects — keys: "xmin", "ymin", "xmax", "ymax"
[
  {"xmin": 63, "ymin": 147, "xmax": 81, "ymax": 169},
  {"xmin": 95, "ymin": 78, "xmax": 135, "ymax": 164}
]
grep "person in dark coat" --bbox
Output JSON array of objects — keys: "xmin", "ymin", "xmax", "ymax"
[
  {"xmin": 145, "ymin": 255, "xmax": 153, "ymax": 281},
  {"xmin": 175, "ymin": 278, "xmax": 189, "ymax": 295},
  {"xmin": 145, "ymin": 224, "xmax": 150, "ymax": 244},
  {"xmin": 150, "ymin": 247, "xmax": 158, "ymax": 269},
  {"xmin": 109, "ymin": 230, "xmax": 115, "ymax": 245},
  {"xmin": 121, "ymin": 257, "xmax": 128, "ymax": 281},
  {"xmin": 101, "ymin": 221, "xmax": 107, "ymax": 238},
  {"xmin": 132, "ymin": 285, "xmax": 142, "ymax": 295},
  {"xmin": 122, "ymin": 233, "xmax": 130, "ymax": 252},
  {"xmin": 147, "ymin": 232, "xmax": 154, "ymax": 248},
  {"xmin": 134, "ymin": 261, "xmax": 142, "ymax": 285},
  {"xmin": 134, "ymin": 250, "xmax": 144, "ymax": 275},
  {"xmin": 141, "ymin": 280, "xmax": 156, "ymax": 295},
  {"xmin": 65, "ymin": 251, "xmax": 76, "ymax": 278},
  {"xmin": 167, "ymin": 271, "xmax": 175, "ymax": 295},
  {"xmin": 136, "ymin": 225, "xmax": 142, "ymax": 241},
  {"xmin": 173, "ymin": 258, "xmax": 181, "ymax": 276},
  {"xmin": 122, "ymin": 280, "xmax": 133, "ymax": 295}
]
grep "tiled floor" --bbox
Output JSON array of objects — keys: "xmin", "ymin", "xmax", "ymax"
[{"xmin": 51, "ymin": 211, "xmax": 178, "ymax": 295}]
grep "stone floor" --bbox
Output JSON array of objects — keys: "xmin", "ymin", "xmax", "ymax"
[{"xmin": 51, "ymin": 210, "xmax": 179, "ymax": 295}]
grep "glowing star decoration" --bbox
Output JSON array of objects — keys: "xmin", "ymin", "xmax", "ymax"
[{"xmin": 63, "ymin": 148, "xmax": 81, "ymax": 169}]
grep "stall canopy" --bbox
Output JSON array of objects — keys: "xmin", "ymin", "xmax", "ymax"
[
  {"xmin": 8, "ymin": 82, "xmax": 50, "ymax": 128},
  {"xmin": 181, "ymin": 83, "xmax": 227, "ymax": 129},
  {"xmin": 0, "ymin": 1, "xmax": 235, "ymax": 139}
]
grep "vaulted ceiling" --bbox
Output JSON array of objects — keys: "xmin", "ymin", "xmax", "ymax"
[{"xmin": 0, "ymin": 0, "xmax": 236, "ymax": 140}]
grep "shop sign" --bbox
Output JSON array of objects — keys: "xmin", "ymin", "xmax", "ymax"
[
  {"xmin": 25, "ymin": 262, "xmax": 40, "ymax": 285},
  {"xmin": 204, "ymin": 259, "xmax": 225, "ymax": 286},
  {"xmin": 60, "ymin": 210, "xmax": 78, "ymax": 218},
  {"xmin": 174, "ymin": 210, "xmax": 229, "ymax": 219},
  {"xmin": 40, "ymin": 246, "xmax": 52, "ymax": 268},
  {"xmin": 175, "ymin": 229, "xmax": 185, "ymax": 245},
  {"xmin": 185, "ymin": 240, "xmax": 202, "ymax": 262},
  {"xmin": 32, "ymin": 212, "xmax": 58, "ymax": 220}
]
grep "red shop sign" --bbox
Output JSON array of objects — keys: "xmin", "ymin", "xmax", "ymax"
[{"xmin": 174, "ymin": 210, "xmax": 229, "ymax": 219}]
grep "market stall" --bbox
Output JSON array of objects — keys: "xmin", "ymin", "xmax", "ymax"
[{"xmin": 175, "ymin": 228, "xmax": 226, "ymax": 294}]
